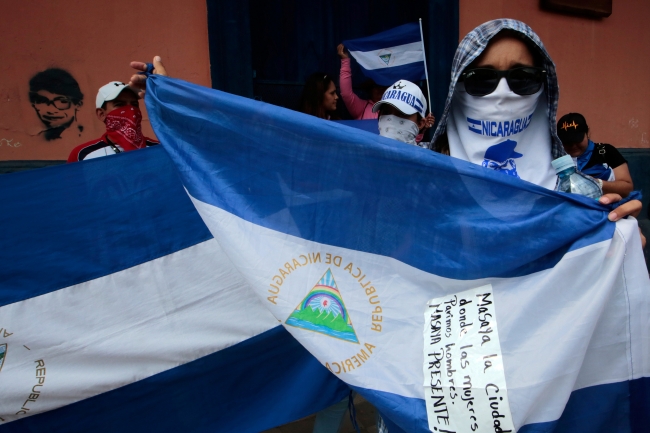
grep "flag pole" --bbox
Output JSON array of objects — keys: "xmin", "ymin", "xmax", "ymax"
[{"xmin": 419, "ymin": 18, "xmax": 431, "ymax": 115}]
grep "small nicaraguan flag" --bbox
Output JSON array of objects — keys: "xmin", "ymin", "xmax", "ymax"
[
  {"xmin": 344, "ymin": 23, "xmax": 426, "ymax": 86},
  {"xmin": 467, "ymin": 116, "xmax": 482, "ymax": 134}
]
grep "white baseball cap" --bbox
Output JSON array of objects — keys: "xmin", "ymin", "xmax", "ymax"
[
  {"xmin": 372, "ymin": 80, "xmax": 427, "ymax": 118},
  {"xmin": 96, "ymin": 81, "xmax": 136, "ymax": 109}
]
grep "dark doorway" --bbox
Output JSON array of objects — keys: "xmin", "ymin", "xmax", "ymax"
[{"xmin": 207, "ymin": 0, "xmax": 458, "ymax": 120}]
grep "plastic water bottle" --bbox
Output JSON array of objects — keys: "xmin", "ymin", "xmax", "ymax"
[{"xmin": 552, "ymin": 155, "xmax": 602, "ymax": 199}]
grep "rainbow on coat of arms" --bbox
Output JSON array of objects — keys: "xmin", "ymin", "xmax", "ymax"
[{"xmin": 285, "ymin": 269, "xmax": 359, "ymax": 343}]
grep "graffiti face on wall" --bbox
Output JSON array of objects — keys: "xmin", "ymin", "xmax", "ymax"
[{"xmin": 29, "ymin": 68, "xmax": 84, "ymax": 141}]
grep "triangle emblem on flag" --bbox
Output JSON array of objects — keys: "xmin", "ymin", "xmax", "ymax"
[
  {"xmin": 379, "ymin": 53, "xmax": 392, "ymax": 66},
  {"xmin": 285, "ymin": 269, "xmax": 359, "ymax": 343}
]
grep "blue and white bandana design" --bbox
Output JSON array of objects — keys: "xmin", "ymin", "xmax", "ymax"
[
  {"xmin": 468, "ymin": 114, "xmax": 533, "ymax": 137},
  {"xmin": 446, "ymin": 79, "xmax": 557, "ymax": 189},
  {"xmin": 482, "ymin": 139, "xmax": 523, "ymax": 176}
]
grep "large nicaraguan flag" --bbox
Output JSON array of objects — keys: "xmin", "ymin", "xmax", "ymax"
[
  {"xmin": 1, "ymin": 73, "xmax": 648, "ymax": 433},
  {"xmin": 0, "ymin": 148, "xmax": 348, "ymax": 431},
  {"xmin": 344, "ymin": 23, "xmax": 426, "ymax": 86},
  {"xmin": 144, "ymin": 75, "xmax": 648, "ymax": 433}
]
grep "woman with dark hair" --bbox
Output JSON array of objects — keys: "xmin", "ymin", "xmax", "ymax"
[
  {"xmin": 29, "ymin": 68, "xmax": 84, "ymax": 141},
  {"xmin": 299, "ymin": 72, "xmax": 339, "ymax": 120}
]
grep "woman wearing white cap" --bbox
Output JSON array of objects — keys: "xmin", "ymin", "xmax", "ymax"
[{"xmin": 372, "ymin": 79, "xmax": 434, "ymax": 146}]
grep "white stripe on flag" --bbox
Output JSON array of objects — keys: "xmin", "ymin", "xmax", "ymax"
[
  {"xmin": 0, "ymin": 239, "xmax": 278, "ymax": 423},
  {"xmin": 349, "ymin": 41, "xmax": 423, "ymax": 71}
]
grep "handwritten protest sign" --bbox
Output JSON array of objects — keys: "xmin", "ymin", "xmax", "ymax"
[{"xmin": 424, "ymin": 285, "xmax": 515, "ymax": 433}]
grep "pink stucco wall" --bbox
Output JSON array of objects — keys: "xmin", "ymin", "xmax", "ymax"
[{"xmin": 0, "ymin": 0, "xmax": 211, "ymax": 160}]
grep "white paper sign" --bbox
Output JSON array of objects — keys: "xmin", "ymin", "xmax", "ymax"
[{"xmin": 423, "ymin": 284, "xmax": 515, "ymax": 433}]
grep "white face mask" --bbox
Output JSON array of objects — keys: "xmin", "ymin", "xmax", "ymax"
[
  {"xmin": 446, "ymin": 78, "xmax": 557, "ymax": 189},
  {"xmin": 378, "ymin": 115, "xmax": 419, "ymax": 145}
]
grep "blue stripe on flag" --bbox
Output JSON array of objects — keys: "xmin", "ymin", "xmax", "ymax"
[
  {"xmin": 332, "ymin": 119, "xmax": 379, "ymax": 134},
  {"xmin": 350, "ymin": 387, "xmax": 429, "ymax": 433},
  {"xmin": 145, "ymin": 75, "xmax": 614, "ymax": 281},
  {"xmin": 0, "ymin": 147, "xmax": 212, "ymax": 307},
  {"xmin": 0, "ymin": 326, "xmax": 348, "ymax": 433},
  {"xmin": 519, "ymin": 378, "xmax": 650, "ymax": 433},
  {"xmin": 344, "ymin": 23, "xmax": 421, "ymax": 52},
  {"xmin": 355, "ymin": 378, "xmax": 650, "ymax": 433},
  {"xmin": 630, "ymin": 377, "xmax": 650, "ymax": 432},
  {"xmin": 357, "ymin": 61, "xmax": 427, "ymax": 86}
]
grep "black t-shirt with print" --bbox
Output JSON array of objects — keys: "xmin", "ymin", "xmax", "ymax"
[{"xmin": 583, "ymin": 143, "xmax": 627, "ymax": 171}]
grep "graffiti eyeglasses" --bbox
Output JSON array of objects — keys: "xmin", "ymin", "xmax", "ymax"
[
  {"xmin": 459, "ymin": 67, "xmax": 547, "ymax": 97},
  {"xmin": 30, "ymin": 93, "xmax": 73, "ymax": 110}
]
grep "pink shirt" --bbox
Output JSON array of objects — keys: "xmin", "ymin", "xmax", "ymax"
[{"xmin": 339, "ymin": 58, "xmax": 378, "ymax": 120}]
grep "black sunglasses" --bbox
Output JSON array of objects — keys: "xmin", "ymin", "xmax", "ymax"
[
  {"xmin": 30, "ymin": 92, "xmax": 73, "ymax": 110},
  {"xmin": 459, "ymin": 67, "xmax": 547, "ymax": 97}
]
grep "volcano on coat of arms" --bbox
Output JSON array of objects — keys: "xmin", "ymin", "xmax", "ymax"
[{"xmin": 285, "ymin": 269, "xmax": 359, "ymax": 343}]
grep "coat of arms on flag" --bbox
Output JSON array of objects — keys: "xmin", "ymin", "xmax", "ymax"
[
  {"xmin": 378, "ymin": 50, "xmax": 392, "ymax": 66},
  {"xmin": 286, "ymin": 269, "xmax": 359, "ymax": 343}
]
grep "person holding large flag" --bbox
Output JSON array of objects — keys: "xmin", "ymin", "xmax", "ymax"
[
  {"xmin": 2, "ymin": 25, "xmax": 645, "ymax": 431},
  {"xmin": 430, "ymin": 19, "xmax": 642, "ymax": 222},
  {"xmin": 131, "ymin": 59, "xmax": 648, "ymax": 431},
  {"xmin": 128, "ymin": 46, "xmax": 641, "ymax": 225}
]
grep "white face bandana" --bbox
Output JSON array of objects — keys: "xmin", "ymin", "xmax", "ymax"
[
  {"xmin": 378, "ymin": 115, "xmax": 419, "ymax": 145},
  {"xmin": 446, "ymin": 78, "xmax": 557, "ymax": 189}
]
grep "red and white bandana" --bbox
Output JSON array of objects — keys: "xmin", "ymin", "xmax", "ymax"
[{"xmin": 104, "ymin": 106, "xmax": 145, "ymax": 151}]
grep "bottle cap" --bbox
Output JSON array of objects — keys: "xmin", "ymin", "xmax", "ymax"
[{"xmin": 551, "ymin": 155, "xmax": 575, "ymax": 173}]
